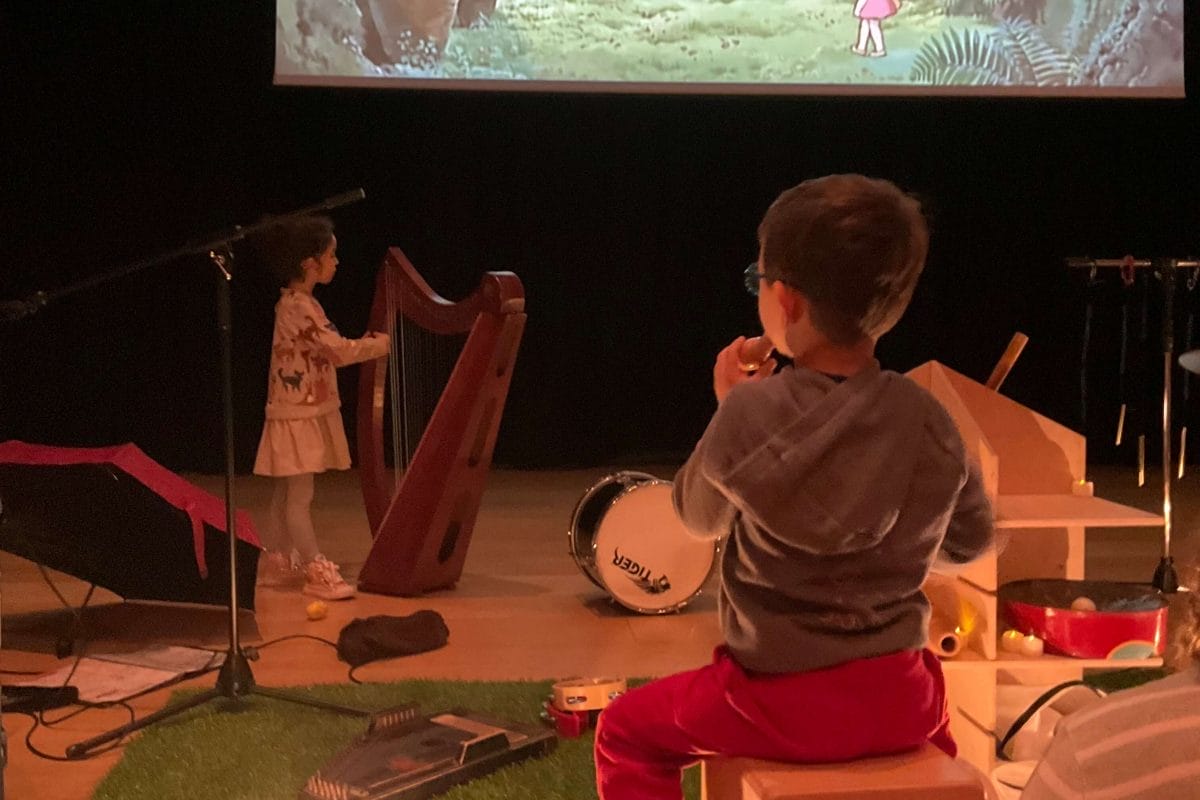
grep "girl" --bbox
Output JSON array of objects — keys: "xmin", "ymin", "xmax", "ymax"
[
  {"xmin": 251, "ymin": 215, "xmax": 390, "ymax": 600},
  {"xmin": 852, "ymin": 0, "xmax": 900, "ymax": 57}
]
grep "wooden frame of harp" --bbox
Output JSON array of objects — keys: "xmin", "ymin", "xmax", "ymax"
[{"xmin": 355, "ymin": 247, "xmax": 526, "ymax": 596}]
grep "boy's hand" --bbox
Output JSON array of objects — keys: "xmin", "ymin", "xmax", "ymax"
[{"xmin": 714, "ymin": 336, "xmax": 777, "ymax": 403}]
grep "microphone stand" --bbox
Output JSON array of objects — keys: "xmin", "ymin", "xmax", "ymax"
[
  {"xmin": 2, "ymin": 190, "xmax": 373, "ymax": 759},
  {"xmin": 1067, "ymin": 257, "xmax": 1200, "ymax": 594}
]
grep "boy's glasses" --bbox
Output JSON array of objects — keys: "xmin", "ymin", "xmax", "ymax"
[{"xmin": 743, "ymin": 263, "xmax": 763, "ymax": 296}]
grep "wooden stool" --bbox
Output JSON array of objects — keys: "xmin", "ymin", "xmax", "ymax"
[{"xmin": 702, "ymin": 746, "xmax": 992, "ymax": 800}]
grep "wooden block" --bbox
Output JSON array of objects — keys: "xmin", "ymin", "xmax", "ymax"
[
  {"xmin": 702, "ymin": 747, "xmax": 988, "ymax": 800},
  {"xmin": 943, "ymin": 669, "xmax": 998, "ymax": 779}
]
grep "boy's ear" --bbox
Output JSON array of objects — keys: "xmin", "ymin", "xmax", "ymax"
[{"xmin": 773, "ymin": 282, "xmax": 806, "ymax": 323}]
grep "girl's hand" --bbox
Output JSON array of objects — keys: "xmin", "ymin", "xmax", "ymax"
[
  {"xmin": 713, "ymin": 336, "xmax": 778, "ymax": 403},
  {"xmin": 368, "ymin": 331, "xmax": 391, "ymax": 350}
]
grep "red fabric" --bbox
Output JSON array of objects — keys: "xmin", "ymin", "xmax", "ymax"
[
  {"xmin": 0, "ymin": 440, "xmax": 261, "ymax": 578},
  {"xmin": 594, "ymin": 646, "xmax": 954, "ymax": 800}
]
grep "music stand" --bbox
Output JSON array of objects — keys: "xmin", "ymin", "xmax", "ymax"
[
  {"xmin": 1067, "ymin": 257, "xmax": 1200, "ymax": 594},
  {"xmin": 1, "ymin": 190, "xmax": 373, "ymax": 760}
]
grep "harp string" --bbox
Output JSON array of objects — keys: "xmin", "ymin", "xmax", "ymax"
[
  {"xmin": 382, "ymin": 268, "xmax": 468, "ymax": 486},
  {"xmin": 386, "ymin": 268, "xmax": 405, "ymax": 489},
  {"xmin": 401, "ymin": 319, "xmax": 457, "ymax": 459}
]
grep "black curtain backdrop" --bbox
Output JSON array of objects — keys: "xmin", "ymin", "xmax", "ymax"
[{"xmin": 1, "ymin": 4, "xmax": 1197, "ymax": 475}]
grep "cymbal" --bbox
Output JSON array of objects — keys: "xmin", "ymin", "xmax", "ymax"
[{"xmin": 1179, "ymin": 350, "xmax": 1200, "ymax": 375}]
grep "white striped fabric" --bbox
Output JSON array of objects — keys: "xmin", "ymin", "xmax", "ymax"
[{"xmin": 1021, "ymin": 666, "xmax": 1200, "ymax": 800}]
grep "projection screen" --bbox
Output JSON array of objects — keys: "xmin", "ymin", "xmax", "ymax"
[{"xmin": 275, "ymin": 0, "xmax": 1185, "ymax": 97}]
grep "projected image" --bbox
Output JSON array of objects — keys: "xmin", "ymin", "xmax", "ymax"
[{"xmin": 276, "ymin": 0, "xmax": 1184, "ymax": 95}]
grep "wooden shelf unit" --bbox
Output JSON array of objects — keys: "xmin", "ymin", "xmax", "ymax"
[
  {"xmin": 941, "ymin": 643, "xmax": 1164, "ymax": 673},
  {"xmin": 994, "ymin": 494, "xmax": 1162, "ymax": 529},
  {"xmin": 908, "ymin": 361, "xmax": 1164, "ymax": 778}
]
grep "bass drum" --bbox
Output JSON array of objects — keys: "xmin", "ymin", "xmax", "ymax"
[{"xmin": 568, "ymin": 471, "xmax": 720, "ymax": 614}]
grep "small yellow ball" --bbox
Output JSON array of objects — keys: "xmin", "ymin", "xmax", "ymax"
[{"xmin": 306, "ymin": 600, "xmax": 328, "ymax": 620}]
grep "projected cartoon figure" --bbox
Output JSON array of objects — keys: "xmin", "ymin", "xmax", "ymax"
[{"xmin": 852, "ymin": 0, "xmax": 900, "ymax": 58}]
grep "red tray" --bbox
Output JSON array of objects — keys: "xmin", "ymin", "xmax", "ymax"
[{"xmin": 999, "ymin": 579, "xmax": 1167, "ymax": 659}]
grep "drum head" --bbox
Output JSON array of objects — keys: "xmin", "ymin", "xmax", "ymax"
[
  {"xmin": 591, "ymin": 481, "xmax": 717, "ymax": 614},
  {"xmin": 568, "ymin": 471, "xmax": 658, "ymax": 590}
]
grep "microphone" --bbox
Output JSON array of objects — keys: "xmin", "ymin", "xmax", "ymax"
[
  {"xmin": 0, "ymin": 293, "xmax": 46, "ymax": 323},
  {"xmin": 0, "ymin": 301, "xmax": 31, "ymax": 322}
]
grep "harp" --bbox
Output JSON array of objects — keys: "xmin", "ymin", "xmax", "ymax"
[{"xmin": 355, "ymin": 247, "xmax": 525, "ymax": 596}]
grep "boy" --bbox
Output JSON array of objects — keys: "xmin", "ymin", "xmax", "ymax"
[{"xmin": 594, "ymin": 174, "xmax": 994, "ymax": 800}]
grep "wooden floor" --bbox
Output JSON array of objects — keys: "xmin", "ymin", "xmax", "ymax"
[
  {"xmin": 0, "ymin": 465, "xmax": 725, "ymax": 800},
  {"xmin": 0, "ymin": 464, "xmax": 1191, "ymax": 800}
]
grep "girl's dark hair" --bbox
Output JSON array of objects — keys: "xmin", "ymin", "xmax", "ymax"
[
  {"xmin": 249, "ymin": 214, "xmax": 335, "ymax": 287},
  {"xmin": 1166, "ymin": 552, "xmax": 1200, "ymax": 670}
]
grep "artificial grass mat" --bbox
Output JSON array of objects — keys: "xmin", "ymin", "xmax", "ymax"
[
  {"xmin": 93, "ymin": 678, "xmax": 701, "ymax": 800},
  {"xmin": 92, "ymin": 669, "xmax": 1169, "ymax": 799}
]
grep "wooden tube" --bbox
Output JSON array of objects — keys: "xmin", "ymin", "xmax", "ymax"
[{"xmin": 986, "ymin": 332, "xmax": 1029, "ymax": 391}]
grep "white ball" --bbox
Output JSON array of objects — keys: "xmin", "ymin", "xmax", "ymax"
[{"xmin": 1070, "ymin": 596, "xmax": 1097, "ymax": 612}]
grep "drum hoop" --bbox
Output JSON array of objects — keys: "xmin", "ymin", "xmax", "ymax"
[
  {"xmin": 568, "ymin": 470, "xmax": 723, "ymax": 615},
  {"xmin": 567, "ymin": 471, "xmax": 661, "ymax": 565}
]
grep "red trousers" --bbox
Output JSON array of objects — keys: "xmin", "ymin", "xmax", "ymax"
[{"xmin": 594, "ymin": 646, "xmax": 955, "ymax": 800}]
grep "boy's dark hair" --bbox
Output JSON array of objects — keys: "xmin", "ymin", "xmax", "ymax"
[
  {"xmin": 757, "ymin": 174, "xmax": 929, "ymax": 345},
  {"xmin": 250, "ymin": 214, "xmax": 335, "ymax": 287}
]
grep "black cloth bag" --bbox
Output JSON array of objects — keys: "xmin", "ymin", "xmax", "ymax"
[{"xmin": 336, "ymin": 610, "xmax": 449, "ymax": 667}]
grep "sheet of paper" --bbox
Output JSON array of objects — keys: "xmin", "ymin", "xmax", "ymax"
[
  {"xmin": 14, "ymin": 658, "xmax": 182, "ymax": 704},
  {"xmin": 91, "ymin": 645, "xmax": 223, "ymax": 673}
]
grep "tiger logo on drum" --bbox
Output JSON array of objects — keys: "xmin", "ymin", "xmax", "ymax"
[
  {"xmin": 612, "ymin": 547, "xmax": 672, "ymax": 594},
  {"xmin": 569, "ymin": 471, "xmax": 720, "ymax": 614}
]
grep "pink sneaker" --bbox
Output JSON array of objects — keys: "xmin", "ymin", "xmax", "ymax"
[
  {"xmin": 259, "ymin": 550, "xmax": 302, "ymax": 588},
  {"xmin": 303, "ymin": 555, "xmax": 355, "ymax": 600}
]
